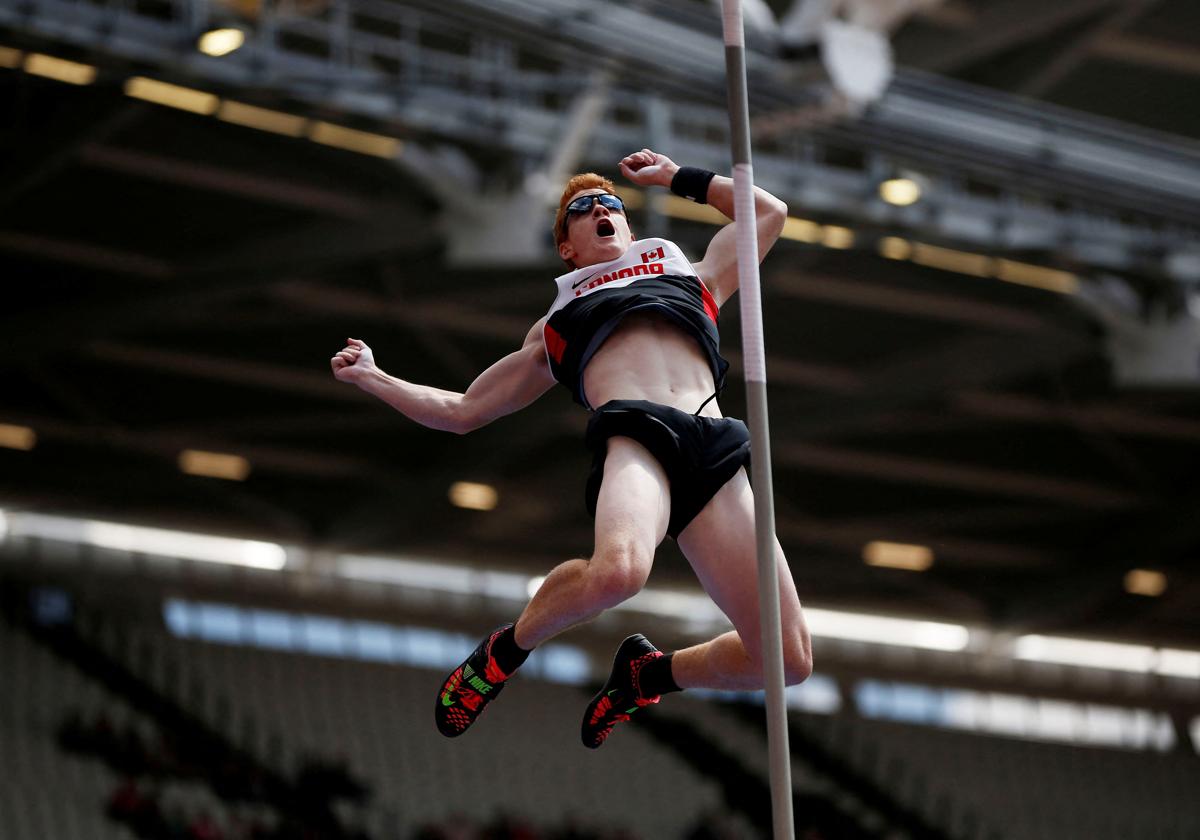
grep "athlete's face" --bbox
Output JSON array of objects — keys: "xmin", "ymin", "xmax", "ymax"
[{"xmin": 558, "ymin": 188, "xmax": 634, "ymax": 269}]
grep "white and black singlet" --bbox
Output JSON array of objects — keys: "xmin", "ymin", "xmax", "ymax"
[{"xmin": 542, "ymin": 238, "xmax": 729, "ymax": 408}]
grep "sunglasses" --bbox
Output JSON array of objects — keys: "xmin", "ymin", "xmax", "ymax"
[{"xmin": 562, "ymin": 193, "xmax": 625, "ymax": 229}]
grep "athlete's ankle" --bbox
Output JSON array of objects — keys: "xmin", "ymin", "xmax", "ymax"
[
  {"xmin": 491, "ymin": 623, "xmax": 531, "ymax": 675},
  {"xmin": 636, "ymin": 651, "xmax": 682, "ymax": 698}
]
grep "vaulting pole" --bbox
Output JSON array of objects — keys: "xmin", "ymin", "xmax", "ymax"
[{"xmin": 719, "ymin": 2, "xmax": 795, "ymax": 837}]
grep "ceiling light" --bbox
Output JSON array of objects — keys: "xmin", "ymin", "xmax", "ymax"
[
  {"xmin": 197, "ymin": 28, "xmax": 246, "ymax": 57},
  {"xmin": 863, "ymin": 540, "xmax": 933, "ymax": 571},
  {"xmin": 448, "ymin": 481, "xmax": 498, "ymax": 511},
  {"xmin": 1156, "ymin": 649, "xmax": 1200, "ymax": 679},
  {"xmin": 24, "ymin": 53, "xmax": 96, "ymax": 85},
  {"xmin": 218, "ymin": 100, "xmax": 306, "ymax": 137},
  {"xmin": 125, "ymin": 76, "xmax": 219, "ymax": 115},
  {"xmin": 878, "ymin": 236, "xmax": 912, "ymax": 260},
  {"xmin": 804, "ymin": 608, "xmax": 969, "ymax": 651},
  {"xmin": 1014, "ymin": 635, "xmax": 1157, "ymax": 673},
  {"xmin": 993, "ymin": 258, "xmax": 1079, "ymax": 295},
  {"xmin": 780, "ymin": 217, "xmax": 823, "ymax": 243},
  {"xmin": 911, "ymin": 242, "xmax": 992, "ymax": 278},
  {"xmin": 0, "ymin": 423, "xmax": 36, "ymax": 450},
  {"xmin": 179, "ymin": 449, "xmax": 251, "ymax": 481},
  {"xmin": 821, "ymin": 225, "xmax": 855, "ymax": 249},
  {"xmin": 879, "ymin": 177, "xmax": 921, "ymax": 206},
  {"xmin": 0, "ymin": 46, "xmax": 23, "ymax": 68},
  {"xmin": 1124, "ymin": 568, "xmax": 1167, "ymax": 597},
  {"xmin": 3, "ymin": 511, "xmax": 285, "ymax": 569},
  {"xmin": 307, "ymin": 121, "xmax": 400, "ymax": 159}
]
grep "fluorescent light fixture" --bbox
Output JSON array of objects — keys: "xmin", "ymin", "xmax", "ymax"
[
  {"xmin": 1124, "ymin": 568, "xmax": 1167, "ymax": 597},
  {"xmin": 0, "ymin": 509, "xmax": 8, "ymax": 542},
  {"xmin": 125, "ymin": 76, "xmax": 219, "ymax": 115},
  {"xmin": 618, "ymin": 587, "xmax": 726, "ymax": 625},
  {"xmin": 780, "ymin": 217, "xmax": 823, "ymax": 243},
  {"xmin": 993, "ymin": 258, "xmax": 1078, "ymax": 295},
  {"xmin": 661, "ymin": 195, "xmax": 728, "ymax": 226},
  {"xmin": 338, "ymin": 554, "xmax": 529, "ymax": 601},
  {"xmin": 863, "ymin": 540, "xmax": 933, "ymax": 571},
  {"xmin": 197, "ymin": 28, "xmax": 245, "ymax": 57},
  {"xmin": 911, "ymin": 242, "xmax": 992, "ymax": 278},
  {"xmin": 0, "ymin": 46, "xmax": 23, "ymax": 68},
  {"xmin": 24, "ymin": 53, "xmax": 96, "ymax": 85},
  {"xmin": 307, "ymin": 121, "xmax": 400, "ymax": 159},
  {"xmin": 0, "ymin": 423, "xmax": 36, "ymax": 451},
  {"xmin": 2, "ymin": 511, "xmax": 285, "ymax": 569},
  {"xmin": 804, "ymin": 607, "xmax": 969, "ymax": 651},
  {"xmin": 821, "ymin": 225, "xmax": 855, "ymax": 250},
  {"xmin": 1157, "ymin": 649, "xmax": 1200, "ymax": 679},
  {"xmin": 1015, "ymin": 635, "xmax": 1157, "ymax": 673},
  {"xmin": 84, "ymin": 522, "xmax": 284, "ymax": 569},
  {"xmin": 879, "ymin": 177, "xmax": 921, "ymax": 206},
  {"xmin": 218, "ymin": 100, "xmax": 306, "ymax": 137},
  {"xmin": 179, "ymin": 449, "xmax": 251, "ymax": 481},
  {"xmin": 448, "ymin": 481, "xmax": 498, "ymax": 511},
  {"xmin": 878, "ymin": 236, "xmax": 912, "ymax": 260}
]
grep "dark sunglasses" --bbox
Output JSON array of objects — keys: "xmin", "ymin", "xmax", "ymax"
[{"xmin": 563, "ymin": 193, "xmax": 625, "ymax": 222}]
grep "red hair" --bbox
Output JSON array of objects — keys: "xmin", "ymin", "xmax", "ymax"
[{"xmin": 553, "ymin": 173, "xmax": 617, "ymax": 248}]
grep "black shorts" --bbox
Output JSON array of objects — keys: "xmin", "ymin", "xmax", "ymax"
[{"xmin": 584, "ymin": 399, "xmax": 751, "ymax": 539}]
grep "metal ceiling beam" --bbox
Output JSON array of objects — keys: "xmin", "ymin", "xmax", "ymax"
[
  {"xmin": 77, "ymin": 144, "xmax": 379, "ymax": 220},
  {"xmin": 776, "ymin": 510, "xmax": 1058, "ymax": 569},
  {"xmin": 0, "ymin": 411, "xmax": 386, "ymax": 481},
  {"xmin": 771, "ymin": 272, "xmax": 1055, "ymax": 333},
  {"xmin": 1018, "ymin": 0, "xmax": 1160, "ymax": 98},
  {"xmin": 181, "ymin": 210, "xmax": 430, "ymax": 278},
  {"xmin": 84, "ymin": 341, "xmax": 361, "ymax": 403},
  {"xmin": 0, "ymin": 231, "xmax": 173, "ymax": 279},
  {"xmin": 951, "ymin": 392, "xmax": 1200, "ymax": 443},
  {"xmin": 1091, "ymin": 33, "xmax": 1200, "ymax": 76},
  {"xmin": 776, "ymin": 441, "xmax": 1141, "ymax": 508},
  {"xmin": 898, "ymin": 0, "xmax": 1122, "ymax": 74},
  {"xmin": 997, "ymin": 488, "xmax": 1200, "ymax": 636}
]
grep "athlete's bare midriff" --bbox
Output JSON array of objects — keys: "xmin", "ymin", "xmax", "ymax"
[{"xmin": 582, "ymin": 310, "xmax": 722, "ymax": 417}]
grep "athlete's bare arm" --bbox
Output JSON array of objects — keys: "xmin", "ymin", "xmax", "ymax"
[
  {"xmin": 331, "ymin": 318, "xmax": 555, "ymax": 434},
  {"xmin": 618, "ymin": 148, "xmax": 787, "ymax": 308}
]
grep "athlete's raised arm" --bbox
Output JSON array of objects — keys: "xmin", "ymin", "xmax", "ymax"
[
  {"xmin": 331, "ymin": 318, "xmax": 555, "ymax": 434},
  {"xmin": 617, "ymin": 148, "xmax": 787, "ymax": 308}
]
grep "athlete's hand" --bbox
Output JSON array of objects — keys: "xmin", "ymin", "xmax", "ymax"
[
  {"xmin": 619, "ymin": 149, "xmax": 680, "ymax": 189},
  {"xmin": 331, "ymin": 338, "xmax": 376, "ymax": 384}
]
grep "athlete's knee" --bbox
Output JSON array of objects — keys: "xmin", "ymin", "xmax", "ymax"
[
  {"xmin": 588, "ymin": 541, "xmax": 652, "ymax": 607},
  {"xmin": 782, "ymin": 629, "xmax": 813, "ymax": 685}
]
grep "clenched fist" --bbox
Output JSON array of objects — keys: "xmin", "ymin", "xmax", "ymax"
[
  {"xmin": 331, "ymin": 337, "xmax": 376, "ymax": 384},
  {"xmin": 618, "ymin": 148, "xmax": 680, "ymax": 189}
]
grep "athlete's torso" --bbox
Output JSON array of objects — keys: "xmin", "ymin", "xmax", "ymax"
[{"xmin": 542, "ymin": 238, "xmax": 728, "ymax": 412}]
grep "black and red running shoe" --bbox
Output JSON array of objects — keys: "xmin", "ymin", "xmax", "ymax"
[
  {"xmin": 581, "ymin": 634, "xmax": 663, "ymax": 749},
  {"xmin": 435, "ymin": 624, "xmax": 515, "ymax": 738}
]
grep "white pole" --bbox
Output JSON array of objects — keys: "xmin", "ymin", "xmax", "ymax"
[{"xmin": 719, "ymin": 2, "xmax": 796, "ymax": 838}]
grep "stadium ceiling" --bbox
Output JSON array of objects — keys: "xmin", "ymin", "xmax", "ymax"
[{"xmin": 2, "ymin": 0, "xmax": 1199, "ymax": 655}]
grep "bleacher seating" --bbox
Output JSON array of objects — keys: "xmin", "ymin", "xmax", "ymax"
[
  {"xmin": 0, "ymin": 618, "xmax": 131, "ymax": 840},
  {"xmin": 790, "ymin": 711, "xmax": 1200, "ymax": 840},
  {"xmin": 109, "ymin": 623, "xmax": 747, "ymax": 839}
]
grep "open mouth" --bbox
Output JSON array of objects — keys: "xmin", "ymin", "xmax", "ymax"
[{"xmin": 596, "ymin": 219, "xmax": 616, "ymax": 238}]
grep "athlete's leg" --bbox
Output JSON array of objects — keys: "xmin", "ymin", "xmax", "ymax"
[
  {"xmin": 672, "ymin": 468, "xmax": 812, "ymax": 690},
  {"xmin": 513, "ymin": 436, "xmax": 670, "ymax": 650}
]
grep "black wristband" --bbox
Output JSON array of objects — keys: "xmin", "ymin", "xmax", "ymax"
[{"xmin": 670, "ymin": 166, "xmax": 716, "ymax": 204}]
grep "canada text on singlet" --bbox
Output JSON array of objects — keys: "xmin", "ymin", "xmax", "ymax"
[{"xmin": 542, "ymin": 238, "xmax": 729, "ymax": 409}]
